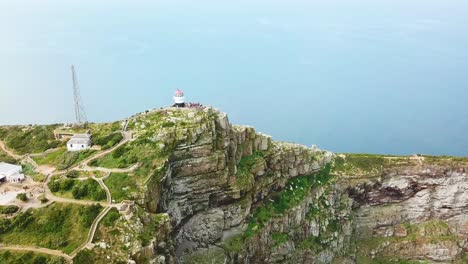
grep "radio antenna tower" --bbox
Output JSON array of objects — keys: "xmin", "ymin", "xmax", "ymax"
[{"xmin": 71, "ymin": 65, "xmax": 87, "ymax": 125}]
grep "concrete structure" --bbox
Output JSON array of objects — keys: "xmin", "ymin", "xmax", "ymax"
[
  {"xmin": 0, "ymin": 162, "xmax": 25, "ymax": 183},
  {"xmin": 173, "ymin": 89, "xmax": 186, "ymax": 107},
  {"xmin": 67, "ymin": 134, "xmax": 92, "ymax": 151}
]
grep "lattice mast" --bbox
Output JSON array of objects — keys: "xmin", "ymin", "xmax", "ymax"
[{"xmin": 71, "ymin": 65, "xmax": 87, "ymax": 125}]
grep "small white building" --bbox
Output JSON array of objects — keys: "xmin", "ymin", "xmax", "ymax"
[
  {"xmin": 67, "ymin": 133, "xmax": 92, "ymax": 152},
  {"xmin": 0, "ymin": 162, "xmax": 25, "ymax": 183},
  {"xmin": 173, "ymin": 89, "xmax": 186, "ymax": 107}
]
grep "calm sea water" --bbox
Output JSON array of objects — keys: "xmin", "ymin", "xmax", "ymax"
[{"xmin": 1, "ymin": 0, "xmax": 467, "ymax": 155}]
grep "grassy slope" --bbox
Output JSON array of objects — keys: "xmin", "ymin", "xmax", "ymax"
[
  {"xmin": 104, "ymin": 173, "xmax": 138, "ymax": 202},
  {"xmin": 0, "ymin": 203, "xmax": 102, "ymax": 254},
  {"xmin": 0, "ymin": 125, "xmax": 62, "ymax": 155},
  {"xmin": 33, "ymin": 148, "xmax": 96, "ymax": 170},
  {"xmin": 0, "ymin": 149, "xmax": 16, "ymax": 164},
  {"xmin": 0, "ymin": 250, "xmax": 66, "ymax": 264}
]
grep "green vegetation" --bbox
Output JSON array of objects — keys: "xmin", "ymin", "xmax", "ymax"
[
  {"xmin": 0, "ymin": 149, "xmax": 16, "ymax": 164},
  {"xmin": 34, "ymin": 148, "xmax": 67, "ymax": 166},
  {"xmin": 235, "ymin": 151, "xmax": 265, "ymax": 190},
  {"xmin": 422, "ymin": 155, "xmax": 468, "ymax": 166},
  {"xmin": 65, "ymin": 170, "xmax": 79, "ymax": 178},
  {"xmin": 0, "ymin": 205, "xmax": 19, "ymax": 215},
  {"xmin": 272, "ymin": 232, "xmax": 289, "ymax": 246},
  {"xmin": 88, "ymin": 121, "xmax": 121, "ymax": 140},
  {"xmin": 355, "ymin": 220, "xmax": 457, "ymax": 262},
  {"xmin": 0, "ymin": 250, "xmax": 66, "ymax": 264},
  {"xmin": 246, "ymin": 164, "xmax": 333, "ymax": 238},
  {"xmin": 104, "ymin": 173, "xmax": 138, "ymax": 202},
  {"xmin": 48, "ymin": 178, "xmax": 106, "ymax": 201},
  {"xmin": 38, "ymin": 194, "xmax": 48, "ymax": 204},
  {"xmin": 73, "ymin": 249, "xmax": 96, "ymax": 264},
  {"xmin": 221, "ymin": 165, "xmax": 333, "ymax": 252},
  {"xmin": 16, "ymin": 193, "xmax": 28, "ymax": 202},
  {"xmin": 101, "ymin": 208, "xmax": 120, "ymax": 227},
  {"xmin": 90, "ymin": 144, "xmax": 137, "ymax": 169},
  {"xmin": 92, "ymin": 132, "xmax": 123, "ymax": 150},
  {"xmin": 0, "ymin": 203, "xmax": 102, "ymax": 254},
  {"xmin": 136, "ymin": 211, "xmax": 166, "ymax": 247},
  {"xmin": 63, "ymin": 170, "xmax": 104, "ymax": 179},
  {"xmin": 22, "ymin": 164, "xmax": 46, "ymax": 182},
  {"xmin": 332, "ymin": 154, "xmax": 385, "ymax": 176},
  {"xmin": 298, "ymin": 236, "xmax": 323, "ymax": 252},
  {"xmin": 34, "ymin": 148, "xmax": 95, "ymax": 170},
  {"xmin": 223, "ymin": 234, "xmax": 244, "ymax": 253},
  {"xmin": 0, "ymin": 125, "xmax": 61, "ymax": 155}
]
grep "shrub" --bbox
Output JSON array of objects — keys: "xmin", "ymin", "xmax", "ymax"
[
  {"xmin": 38, "ymin": 195, "xmax": 48, "ymax": 204},
  {"xmin": 57, "ymin": 152, "xmax": 79, "ymax": 170},
  {"xmin": 0, "ymin": 218, "xmax": 12, "ymax": 233},
  {"xmin": 0, "ymin": 205, "xmax": 19, "ymax": 214},
  {"xmin": 73, "ymin": 250, "xmax": 95, "ymax": 264},
  {"xmin": 71, "ymin": 179, "xmax": 106, "ymax": 201},
  {"xmin": 66, "ymin": 170, "xmax": 80, "ymax": 178},
  {"xmin": 102, "ymin": 208, "xmax": 120, "ymax": 227},
  {"xmin": 78, "ymin": 204, "xmax": 102, "ymax": 226},
  {"xmin": 92, "ymin": 132, "xmax": 123, "ymax": 150},
  {"xmin": 60, "ymin": 178, "xmax": 75, "ymax": 191},
  {"xmin": 48, "ymin": 180, "xmax": 60, "ymax": 192},
  {"xmin": 245, "ymin": 164, "xmax": 333, "ymax": 238},
  {"xmin": 112, "ymin": 145, "xmax": 126, "ymax": 158},
  {"xmin": 17, "ymin": 193, "xmax": 28, "ymax": 202}
]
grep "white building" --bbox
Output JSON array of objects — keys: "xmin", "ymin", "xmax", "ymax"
[
  {"xmin": 173, "ymin": 89, "xmax": 186, "ymax": 107},
  {"xmin": 67, "ymin": 133, "xmax": 92, "ymax": 151},
  {"xmin": 0, "ymin": 162, "xmax": 25, "ymax": 183}
]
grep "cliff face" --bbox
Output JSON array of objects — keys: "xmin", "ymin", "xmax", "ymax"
[
  {"xmin": 141, "ymin": 108, "xmax": 338, "ymax": 263},
  {"xmin": 91, "ymin": 107, "xmax": 467, "ymax": 264},
  {"xmin": 348, "ymin": 164, "xmax": 467, "ymax": 263}
]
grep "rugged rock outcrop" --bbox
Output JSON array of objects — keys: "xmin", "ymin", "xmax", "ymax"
[
  {"xmin": 141, "ymin": 108, "xmax": 336, "ymax": 263},
  {"xmin": 91, "ymin": 107, "xmax": 467, "ymax": 264},
  {"xmin": 349, "ymin": 165, "xmax": 467, "ymax": 263}
]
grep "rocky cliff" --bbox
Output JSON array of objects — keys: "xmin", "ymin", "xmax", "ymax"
[{"xmin": 89, "ymin": 107, "xmax": 467, "ymax": 264}]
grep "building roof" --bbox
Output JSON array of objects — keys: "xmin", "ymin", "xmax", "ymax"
[
  {"xmin": 68, "ymin": 138, "xmax": 91, "ymax": 145},
  {"xmin": 72, "ymin": 133, "xmax": 91, "ymax": 139},
  {"xmin": 0, "ymin": 162, "xmax": 21, "ymax": 175},
  {"xmin": 68, "ymin": 133, "xmax": 91, "ymax": 145}
]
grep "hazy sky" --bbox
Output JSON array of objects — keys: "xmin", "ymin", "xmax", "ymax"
[{"xmin": 1, "ymin": 0, "xmax": 468, "ymax": 155}]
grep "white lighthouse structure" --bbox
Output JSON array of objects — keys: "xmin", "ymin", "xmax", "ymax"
[{"xmin": 173, "ymin": 89, "xmax": 186, "ymax": 107}]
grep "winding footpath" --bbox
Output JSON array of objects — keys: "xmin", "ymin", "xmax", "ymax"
[
  {"xmin": 0, "ymin": 140, "xmax": 23, "ymax": 160},
  {"xmin": 73, "ymin": 131, "xmax": 132, "ymax": 169},
  {"xmin": 0, "ymin": 245, "xmax": 72, "ymax": 263},
  {"xmin": 0, "ymin": 132, "xmax": 133, "ymax": 262}
]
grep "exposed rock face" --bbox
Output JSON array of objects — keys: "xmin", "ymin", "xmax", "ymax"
[
  {"xmin": 142, "ymin": 108, "xmax": 335, "ymax": 263},
  {"xmin": 120, "ymin": 107, "xmax": 467, "ymax": 264},
  {"xmin": 350, "ymin": 165, "xmax": 467, "ymax": 263}
]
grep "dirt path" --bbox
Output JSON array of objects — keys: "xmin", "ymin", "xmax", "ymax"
[
  {"xmin": 74, "ymin": 131, "xmax": 132, "ymax": 169},
  {"xmin": 47, "ymin": 195, "xmax": 107, "ymax": 207},
  {"xmin": 76, "ymin": 163, "xmax": 138, "ymax": 174},
  {"xmin": 0, "ymin": 132, "xmax": 127, "ymax": 261},
  {"xmin": 69, "ymin": 172, "xmax": 114, "ymax": 258},
  {"xmin": 94, "ymin": 173, "xmax": 112, "ymax": 204},
  {"xmin": 0, "ymin": 244, "xmax": 72, "ymax": 263},
  {"xmin": 0, "ymin": 140, "xmax": 23, "ymax": 160},
  {"xmin": 70, "ymin": 203, "xmax": 112, "ymax": 258}
]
